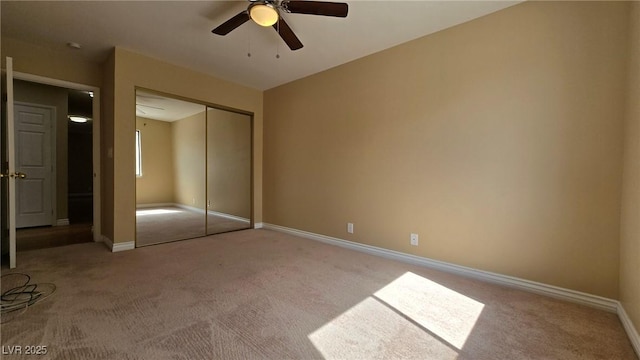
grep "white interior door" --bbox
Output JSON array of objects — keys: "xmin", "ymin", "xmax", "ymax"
[{"xmin": 14, "ymin": 103, "xmax": 53, "ymax": 228}]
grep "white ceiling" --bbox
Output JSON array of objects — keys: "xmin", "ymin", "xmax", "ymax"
[
  {"xmin": 1, "ymin": 1, "xmax": 520, "ymax": 91},
  {"xmin": 136, "ymin": 90, "xmax": 206, "ymax": 121}
]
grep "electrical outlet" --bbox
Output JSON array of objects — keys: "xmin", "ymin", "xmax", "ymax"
[
  {"xmin": 347, "ymin": 223, "xmax": 354, "ymax": 234},
  {"xmin": 410, "ymin": 233, "xmax": 419, "ymax": 246}
]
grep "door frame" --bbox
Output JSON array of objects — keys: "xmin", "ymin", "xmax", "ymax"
[
  {"xmin": 13, "ymin": 71, "xmax": 102, "ymax": 242},
  {"xmin": 4, "ymin": 57, "xmax": 16, "ymax": 268},
  {"xmin": 14, "ymin": 102, "xmax": 57, "ymax": 227}
]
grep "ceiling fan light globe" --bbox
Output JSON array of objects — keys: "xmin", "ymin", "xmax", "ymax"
[{"xmin": 249, "ymin": 3, "xmax": 279, "ymax": 27}]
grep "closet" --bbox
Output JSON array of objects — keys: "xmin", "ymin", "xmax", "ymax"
[{"xmin": 134, "ymin": 89, "xmax": 252, "ymax": 246}]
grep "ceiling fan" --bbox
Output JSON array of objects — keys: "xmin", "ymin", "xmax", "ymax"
[{"xmin": 212, "ymin": 0, "xmax": 349, "ymax": 51}]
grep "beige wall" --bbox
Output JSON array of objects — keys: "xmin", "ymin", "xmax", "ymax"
[
  {"xmin": 107, "ymin": 48, "xmax": 263, "ymax": 244},
  {"xmin": 13, "ymin": 80, "xmax": 69, "ymax": 222},
  {"xmin": 207, "ymin": 108, "xmax": 252, "ymax": 218},
  {"xmin": 264, "ymin": 1, "xmax": 629, "ymax": 298},
  {"xmin": 172, "ymin": 112, "xmax": 206, "ymax": 209},
  {"xmin": 1, "ymin": 37, "xmax": 103, "ymax": 88},
  {"xmin": 620, "ymin": 1, "xmax": 640, "ymax": 337},
  {"xmin": 135, "ymin": 117, "xmax": 174, "ymax": 205}
]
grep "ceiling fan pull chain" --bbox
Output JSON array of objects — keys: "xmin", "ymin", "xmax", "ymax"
[
  {"xmin": 247, "ymin": 28, "xmax": 252, "ymax": 58},
  {"xmin": 276, "ymin": 20, "xmax": 281, "ymax": 59}
]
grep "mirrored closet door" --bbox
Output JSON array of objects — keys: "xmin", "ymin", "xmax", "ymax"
[
  {"xmin": 206, "ymin": 107, "xmax": 252, "ymax": 234},
  {"xmin": 135, "ymin": 90, "xmax": 252, "ymax": 247}
]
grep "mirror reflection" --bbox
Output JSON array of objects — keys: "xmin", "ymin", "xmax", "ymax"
[
  {"xmin": 135, "ymin": 90, "xmax": 252, "ymax": 246},
  {"xmin": 206, "ymin": 107, "xmax": 252, "ymax": 234}
]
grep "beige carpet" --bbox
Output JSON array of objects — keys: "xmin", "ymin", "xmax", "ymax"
[
  {"xmin": 136, "ymin": 206, "xmax": 249, "ymax": 246},
  {"xmin": 1, "ymin": 229, "xmax": 636, "ymax": 359}
]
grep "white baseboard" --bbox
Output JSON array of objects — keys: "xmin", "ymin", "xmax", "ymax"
[
  {"xmin": 55, "ymin": 218, "xmax": 69, "ymax": 226},
  {"xmin": 254, "ymin": 222, "xmax": 264, "ymax": 229},
  {"xmin": 112, "ymin": 241, "xmax": 135, "ymax": 252},
  {"xmin": 101, "ymin": 235, "xmax": 113, "ymax": 251},
  {"xmin": 100, "ymin": 235, "xmax": 134, "ymax": 252},
  {"xmin": 261, "ymin": 223, "xmax": 619, "ymax": 313},
  {"xmin": 208, "ymin": 210, "xmax": 250, "ymax": 224},
  {"xmin": 618, "ymin": 303, "xmax": 640, "ymax": 356},
  {"xmin": 174, "ymin": 203, "xmax": 206, "ymax": 214},
  {"xmin": 173, "ymin": 204, "xmax": 250, "ymax": 224}
]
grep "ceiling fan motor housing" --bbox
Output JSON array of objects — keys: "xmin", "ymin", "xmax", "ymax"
[{"xmin": 248, "ymin": 1, "xmax": 280, "ymax": 27}]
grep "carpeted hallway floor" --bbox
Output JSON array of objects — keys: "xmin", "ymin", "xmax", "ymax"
[{"xmin": 1, "ymin": 229, "xmax": 636, "ymax": 359}]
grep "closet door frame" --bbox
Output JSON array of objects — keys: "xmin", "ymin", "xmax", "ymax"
[{"xmin": 134, "ymin": 87, "xmax": 254, "ymax": 244}]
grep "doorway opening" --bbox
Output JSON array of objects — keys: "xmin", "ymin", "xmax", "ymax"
[{"xmin": 12, "ymin": 79, "xmax": 96, "ymax": 252}]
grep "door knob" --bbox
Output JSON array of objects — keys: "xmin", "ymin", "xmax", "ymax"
[{"xmin": 11, "ymin": 172, "xmax": 27, "ymax": 179}]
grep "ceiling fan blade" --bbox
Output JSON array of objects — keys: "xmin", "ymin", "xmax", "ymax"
[
  {"xmin": 283, "ymin": 1, "xmax": 348, "ymax": 17},
  {"xmin": 273, "ymin": 18, "xmax": 304, "ymax": 51},
  {"xmin": 212, "ymin": 11, "xmax": 250, "ymax": 35}
]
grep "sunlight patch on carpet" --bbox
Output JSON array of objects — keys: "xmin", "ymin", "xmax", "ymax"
[
  {"xmin": 374, "ymin": 271, "xmax": 485, "ymax": 349},
  {"xmin": 308, "ymin": 272, "xmax": 484, "ymax": 357},
  {"xmin": 308, "ymin": 297, "xmax": 459, "ymax": 359},
  {"xmin": 136, "ymin": 209, "xmax": 182, "ymax": 216}
]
